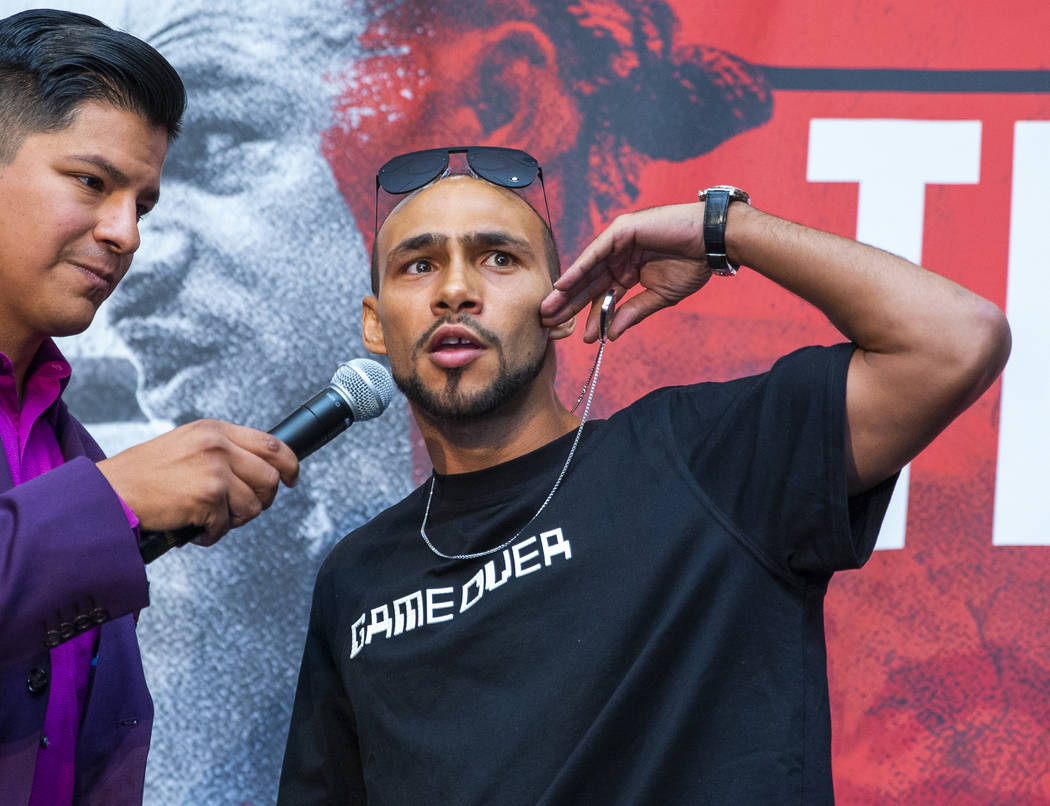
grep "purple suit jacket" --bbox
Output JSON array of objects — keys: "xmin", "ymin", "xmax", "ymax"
[{"xmin": 0, "ymin": 400, "xmax": 152, "ymax": 805}]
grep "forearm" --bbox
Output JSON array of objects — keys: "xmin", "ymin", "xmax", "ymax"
[
  {"xmin": 0, "ymin": 458, "xmax": 148, "ymax": 660},
  {"xmin": 727, "ymin": 204, "xmax": 1005, "ymax": 363}
]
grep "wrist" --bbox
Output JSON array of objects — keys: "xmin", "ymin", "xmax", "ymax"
[
  {"xmin": 698, "ymin": 185, "xmax": 750, "ymax": 275},
  {"xmin": 724, "ymin": 201, "xmax": 760, "ymax": 271}
]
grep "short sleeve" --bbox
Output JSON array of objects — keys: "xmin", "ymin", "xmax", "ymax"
[{"xmin": 665, "ymin": 343, "xmax": 896, "ymax": 581}]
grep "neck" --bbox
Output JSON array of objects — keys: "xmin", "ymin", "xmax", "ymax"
[
  {"xmin": 414, "ymin": 361, "xmax": 579, "ymax": 475},
  {"xmin": 0, "ymin": 329, "xmax": 45, "ymax": 404}
]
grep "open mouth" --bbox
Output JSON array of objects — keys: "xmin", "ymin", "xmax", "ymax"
[{"xmin": 428, "ymin": 327, "xmax": 487, "ymax": 369}]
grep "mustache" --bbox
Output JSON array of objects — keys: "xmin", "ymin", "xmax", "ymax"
[{"xmin": 412, "ymin": 314, "xmax": 503, "ymax": 355}]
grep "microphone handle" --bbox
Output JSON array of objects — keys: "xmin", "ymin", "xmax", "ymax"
[
  {"xmin": 137, "ymin": 387, "xmax": 355, "ymax": 563},
  {"xmin": 138, "ymin": 524, "xmax": 200, "ymax": 564},
  {"xmin": 269, "ymin": 387, "xmax": 355, "ymax": 457}
]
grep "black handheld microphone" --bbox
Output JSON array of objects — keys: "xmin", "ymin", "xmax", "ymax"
[{"xmin": 137, "ymin": 358, "xmax": 395, "ymax": 563}]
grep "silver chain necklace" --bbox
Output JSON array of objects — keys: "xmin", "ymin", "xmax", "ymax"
[{"xmin": 418, "ymin": 292, "xmax": 614, "ymax": 561}]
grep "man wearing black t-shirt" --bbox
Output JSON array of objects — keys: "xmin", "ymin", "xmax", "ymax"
[{"xmin": 278, "ymin": 148, "xmax": 1011, "ymax": 805}]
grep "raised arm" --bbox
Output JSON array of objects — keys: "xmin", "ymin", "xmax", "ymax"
[{"xmin": 539, "ymin": 200, "xmax": 1011, "ymax": 495}]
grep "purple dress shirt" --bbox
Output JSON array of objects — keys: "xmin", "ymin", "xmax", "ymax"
[{"xmin": 0, "ymin": 341, "xmax": 150, "ymax": 805}]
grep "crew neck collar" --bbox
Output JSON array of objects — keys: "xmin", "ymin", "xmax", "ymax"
[{"xmin": 429, "ymin": 422, "xmax": 598, "ymax": 508}]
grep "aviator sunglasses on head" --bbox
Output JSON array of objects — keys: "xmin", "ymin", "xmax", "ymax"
[{"xmin": 374, "ymin": 146, "xmax": 552, "ymax": 234}]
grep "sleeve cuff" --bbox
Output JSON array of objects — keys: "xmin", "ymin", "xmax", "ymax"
[{"xmin": 114, "ymin": 490, "xmax": 140, "ymax": 533}]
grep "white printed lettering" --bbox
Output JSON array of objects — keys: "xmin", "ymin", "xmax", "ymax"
[
  {"xmin": 994, "ymin": 121, "xmax": 1050, "ymax": 545},
  {"xmin": 393, "ymin": 591, "xmax": 425, "ymax": 635},
  {"xmin": 350, "ymin": 612, "xmax": 366, "ymax": 659},
  {"xmin": 484, "ymin": 550, "xmax": 513, "ymax": 591},
  {"xmin": 426, "ymin": 587, "xmax": 455, "ymax": 623},
  {"xmin": 540, "ymin": 528, "xmax": 572, "ymax": 564},
  {"xmin": 349, "ymin": 527, "xmax": 574, "ymax": 661},
  {"xmin": 512, "ymin": 536, "xmax": 541, "ymax": 576},
  {"xmin": 460, "ymin": 569, "xmax": 485, "ymax": 612},
  {"xmin": 366, "ymin": 604, "xmax": 393, "ymax": 644}
]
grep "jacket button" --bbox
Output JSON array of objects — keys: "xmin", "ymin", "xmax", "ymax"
[
  {"xmin": 43, "ymin": 630, "xmax": 61, "ymax": 649},
  {"xmin": 40, "ymin": 735, "xmax": 49, "ymax": 748},
  {"xmin": 90, "ymin": 607, "xmax": 109, "ymax": 624},
  {"xmin": 26, "ymin": 668, "xmax": 49, "ymax": 696},
  {"xmin": 73, "ymin": 614, "xmax": 93, "ymax": 634},
  {"xmin": 58, "ymin": 621, "xmax": 74, "ymax": 641}
]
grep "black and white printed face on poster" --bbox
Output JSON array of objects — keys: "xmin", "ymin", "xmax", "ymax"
[
  {"xmin": 2, "ymin": 1, "xmax": 413, "ymax": 802},
  {"xmin": 3, "ymin": 0, "xmax": 1047, "ymax": 803}
]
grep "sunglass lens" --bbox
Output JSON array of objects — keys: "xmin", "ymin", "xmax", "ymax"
[
  {"xmin": 378, "ymin": 150, "xmax": 450, "ymax": 194},
  {"xmin": 468, "ymin": 148, "xmax": 539, "ymax": 188}
]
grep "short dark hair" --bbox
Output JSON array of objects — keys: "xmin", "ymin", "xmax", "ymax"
[
  {"xmin": 0, "ymin": 9, "xmax": 186, "ymax": 162},
  {"xmin": 370, "ymin": 178, "xmax": 561, "ymax": 294}
]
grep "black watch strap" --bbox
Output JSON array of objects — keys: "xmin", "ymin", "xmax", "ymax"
[{"xmin": 699, "ymin": 185, "xmax": 750, "ymax": 276}]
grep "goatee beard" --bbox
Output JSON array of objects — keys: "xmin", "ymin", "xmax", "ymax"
[
  {"xmin": 394, "ymin": 350, "xmax": 547, "ymax": 423},
  {"xmin": 394, "ymin": 316, "xmax": 548, "ymax": 423}
]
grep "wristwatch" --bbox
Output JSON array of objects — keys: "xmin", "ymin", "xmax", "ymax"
[{"xmin": 698, "ymin": 185, "xmax": 750, "ymax": 276}]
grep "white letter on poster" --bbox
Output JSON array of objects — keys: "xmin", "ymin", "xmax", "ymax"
[
  {"xmin": 808, "ymin": 119, "xmax": 981, "ymax": 550},
  {"xmin": 993, "ymin": 122, "xmax": 1050, "ymax": 545}
]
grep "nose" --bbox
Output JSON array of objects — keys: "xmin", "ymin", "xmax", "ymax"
[
  {"xmin": 432, "ymin": 255, "xmax": 482, "ymax": 316},
  {"xmin": 93, "ymin": 195, "xmax": 141, "ymax": 255}
]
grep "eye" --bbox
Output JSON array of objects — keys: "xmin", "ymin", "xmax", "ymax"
[
  {"xmin": 76, "ymin": 174, "xmax": 104, "ymax": 191},
  {"xmin": 484, "ymin": 251, "xmax": 516, "ymax": 269},
  {"xmin": 164, "ymin": 119, "xmax": 272, "ymax": 196},
  {"xmin": 405, "ymin": 259, "xmax": 433, "ymax": 275}
]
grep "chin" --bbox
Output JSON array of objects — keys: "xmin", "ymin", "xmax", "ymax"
[{"xmin": 49, "ymin": 310, "xmax": 101, "ymax": 339}]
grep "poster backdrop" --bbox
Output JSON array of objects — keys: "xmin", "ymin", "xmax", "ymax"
[{"xmin": 1, "ymin": 0, "xmax": 1047, "ymax": 803}]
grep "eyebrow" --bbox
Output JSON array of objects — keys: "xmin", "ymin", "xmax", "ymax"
[
  {"xmin": 70, "ymin": 154, "xmax": 161, "ymax": 206},
  {"xmin": 387, "ymin": 232, "xmax": 447, "ymax": 260},
  {"xmin": 462, "ymin": 231, "xmax": 536, "ymax": 256},
  {"xmin": 386, "ymin": 230, "xmax": 536, "ymax": 262}
]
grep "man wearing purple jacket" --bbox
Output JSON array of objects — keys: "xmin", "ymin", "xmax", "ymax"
[{"xmin": 0, "ymin": 11, "xmax": 298, "ymax": 805}]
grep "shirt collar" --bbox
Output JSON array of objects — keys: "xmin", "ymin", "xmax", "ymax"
[
  {"xmin": 28, "ymin": 339, "xmax": 73, "ymax": 386},
  {"xmin": 0, "ymin": 339, "xmax": 73, "ymax": 415}
]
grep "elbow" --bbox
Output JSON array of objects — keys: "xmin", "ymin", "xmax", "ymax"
[
  {"xmin": 951, "ymin": 299, "xmax": 1012, "ymax": 399},
  {"xmin": 973, "ymin": 299, "xmax": 1011, "ymax": 376}
]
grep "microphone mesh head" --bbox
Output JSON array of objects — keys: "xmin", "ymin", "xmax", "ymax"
[{"xmin": 331, "ymin": 358, "xmax": 395, "ymax": 421}]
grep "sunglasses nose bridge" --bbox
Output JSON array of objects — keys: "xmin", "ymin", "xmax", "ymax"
[{"xmin": 445, "ymin": 150, "xmax": 475, "ymax": 178}]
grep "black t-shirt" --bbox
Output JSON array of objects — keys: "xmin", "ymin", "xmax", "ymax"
[{"xmin": 278, "ymin": 343, "xmax": 896, "ymax": 805}]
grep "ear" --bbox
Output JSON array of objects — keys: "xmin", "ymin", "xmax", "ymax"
[
  {"xmin": 549, "ymin": 313, "xmax": 576, "ymax": 341},
  {"xmin": 361, "ymin": 296, "xmax": 387, "ymax": 355},
  {"xmin": 473, "ymin": 21, "xmax": 580, "ymax": 152}
]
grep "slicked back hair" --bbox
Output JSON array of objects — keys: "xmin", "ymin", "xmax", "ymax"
[{"xmin": 0, "ymin": 9, "xmax": 186, "ymax": 163}]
